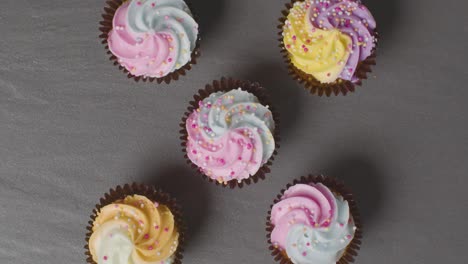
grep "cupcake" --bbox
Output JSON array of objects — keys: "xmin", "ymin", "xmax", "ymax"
[
  {"xmin": 279, "ymin": 0, "xmax": 377, "ymax": 96},
  {"xmin": 267, "ymin": 175, "xmax": 361, "ymax": 264},
  {"xmin": 180, "ymin": 78, "xmax": 280, "ymax": 188},
  {"xmin": 85, "ymin": 184, "xmax": 184, "ymax": 264},
  {"xmin": 99, "ymin": 0, "xmax": 200, "ymax": 83}
]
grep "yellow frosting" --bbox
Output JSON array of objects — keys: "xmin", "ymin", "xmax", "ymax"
[
  {"xmin": 89, "ymin": 195, "xmax": 179, "ymax": 264},
  {"xmin": 283, "ymin": 1, "xmax": 352, "ymax": 83}
]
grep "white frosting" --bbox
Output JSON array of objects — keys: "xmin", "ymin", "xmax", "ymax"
[
  {"xmin": 96, "ymin": 228, "xmax": 134, "ymax": 264},
  {"xmin": 126, "ymin": 0, "xmax": 198, "ymax": 71},
  {"xmin": 92, "ymin": 221, "xmax": 174, "ymax": 264},
  {"xmin": 284, "ymin": 196, "xmax": 355, "ymax": 264}
]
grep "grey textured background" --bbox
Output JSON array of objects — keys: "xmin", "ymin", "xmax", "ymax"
[{"xmin": 1, "ymin": 0, "xmax": 467, "ymax": 263}]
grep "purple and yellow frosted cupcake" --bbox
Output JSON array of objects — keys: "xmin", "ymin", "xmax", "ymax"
[
  {"xmin": 279, "ymin": 0, "xmax": 377, "ymax": 96},
  {"xmin": 85, "ymin": 184, "xmax": 184, "ymax": 264},
  {"xmin": 99, "ymin": 0, "xmax": 200, "ymax": 83},
  {"xmin": 266, "ymin": 175, "xmax": 362, "ymax": 264},
  {"xmin": 180, "ymin": 78, "xmax": 280, "ymax": 188}
]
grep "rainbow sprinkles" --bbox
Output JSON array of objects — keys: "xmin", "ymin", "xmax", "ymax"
[
  {"xmin": 282, "ymin": 0, "xmax": 377, "ymax": 84},
  {"xmin": 107, "ymin": 0, "xmax": 199, "ymax": 79}
]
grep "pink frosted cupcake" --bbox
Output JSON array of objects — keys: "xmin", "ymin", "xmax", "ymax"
[
  {"xmin": 99, "ymin": 0, "xmax": 200, "ymax": 83},
  {"xmin": 180, "ymin": 78, "xmax": 280, "ymax": 188},
  {"xmin": 267, "ymin": 175, "xmax": 362, "ymax": 264}
]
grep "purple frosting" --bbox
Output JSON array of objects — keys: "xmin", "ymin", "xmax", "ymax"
[{"xmin": 308, "ymin": 0, "xmax": 376, "ymax": 82}]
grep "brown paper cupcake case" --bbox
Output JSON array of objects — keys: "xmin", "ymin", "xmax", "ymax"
[
  {"xmin": 99, "ymin": 0, "xmax": 201, "ymax": 83},
  {"xmin": 278, "ymin": 0, "xmax": 378, "ymax": 96},
  {"xmin": 266, "ymin": 174, "xmax": 362, "ymax": 264},
  {"xmin": 84, "ymin": 183, "xmax": 185, "ymax": 264},
  {"xmin": 179, "ymin": 77, "xmax": 281, "ymax": 189}
]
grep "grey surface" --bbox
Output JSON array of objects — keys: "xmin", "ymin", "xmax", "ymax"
[{"xmin": 1, "ymin": 0, "xmax": 467, "ymax": 263}]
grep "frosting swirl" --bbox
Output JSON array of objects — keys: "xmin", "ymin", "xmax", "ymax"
[
  {"xmin": 89, "ymin": 195, "xmax": 179, "ymax": 264},
  {"xmin": 186, "ymin": 89, "xmax": 275, "ymax": 183},
  {"xmin": 270, "ymin": 183, "xmax": 356, "ymax": 264},
  {"xmin": 283, "ymin": 0, "xmax": 376, "ymax": 83},
  {"xmin": 108, "ymin": 0, "xmax": 198, "ymax": 78}
]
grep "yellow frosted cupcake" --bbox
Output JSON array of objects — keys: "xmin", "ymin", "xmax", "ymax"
[
  {"xmin": 279, "ymin": 0, "xmax": 378, "ymax": 96},
  {"xmin": 85, "ymin": 184, "xmax": 183, "ymax": 264}
]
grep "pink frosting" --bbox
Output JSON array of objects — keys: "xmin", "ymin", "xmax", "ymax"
[
  {"xmin": 270, "ymin": 183, "xmax": 337, "ymax": 250},
  {"xmin": 108, "ymin": 3, "xmax": 177, "ymax": 77},
  {"xmin": 186, "ymin": 111, "xmax": 264, "ymax": 182}
]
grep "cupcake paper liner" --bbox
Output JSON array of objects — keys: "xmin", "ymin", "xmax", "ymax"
[
  {"xmin": 99, "ymin": 0, "xmax": 201, "ymax": 83},
  {"xmin": 179, "ymin": 77, "xmax": 281, "ymax": 189},
  {"xmin": 84, "ymin": 183, "xmax": 185, "ymax": 264},
  {"xmin": 278, "ymin": 0, "xmax": 378, "ymax": 96},
  {"xmin": 266, "ymin": 174, "xmax": 362, "ymax": 264}
]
